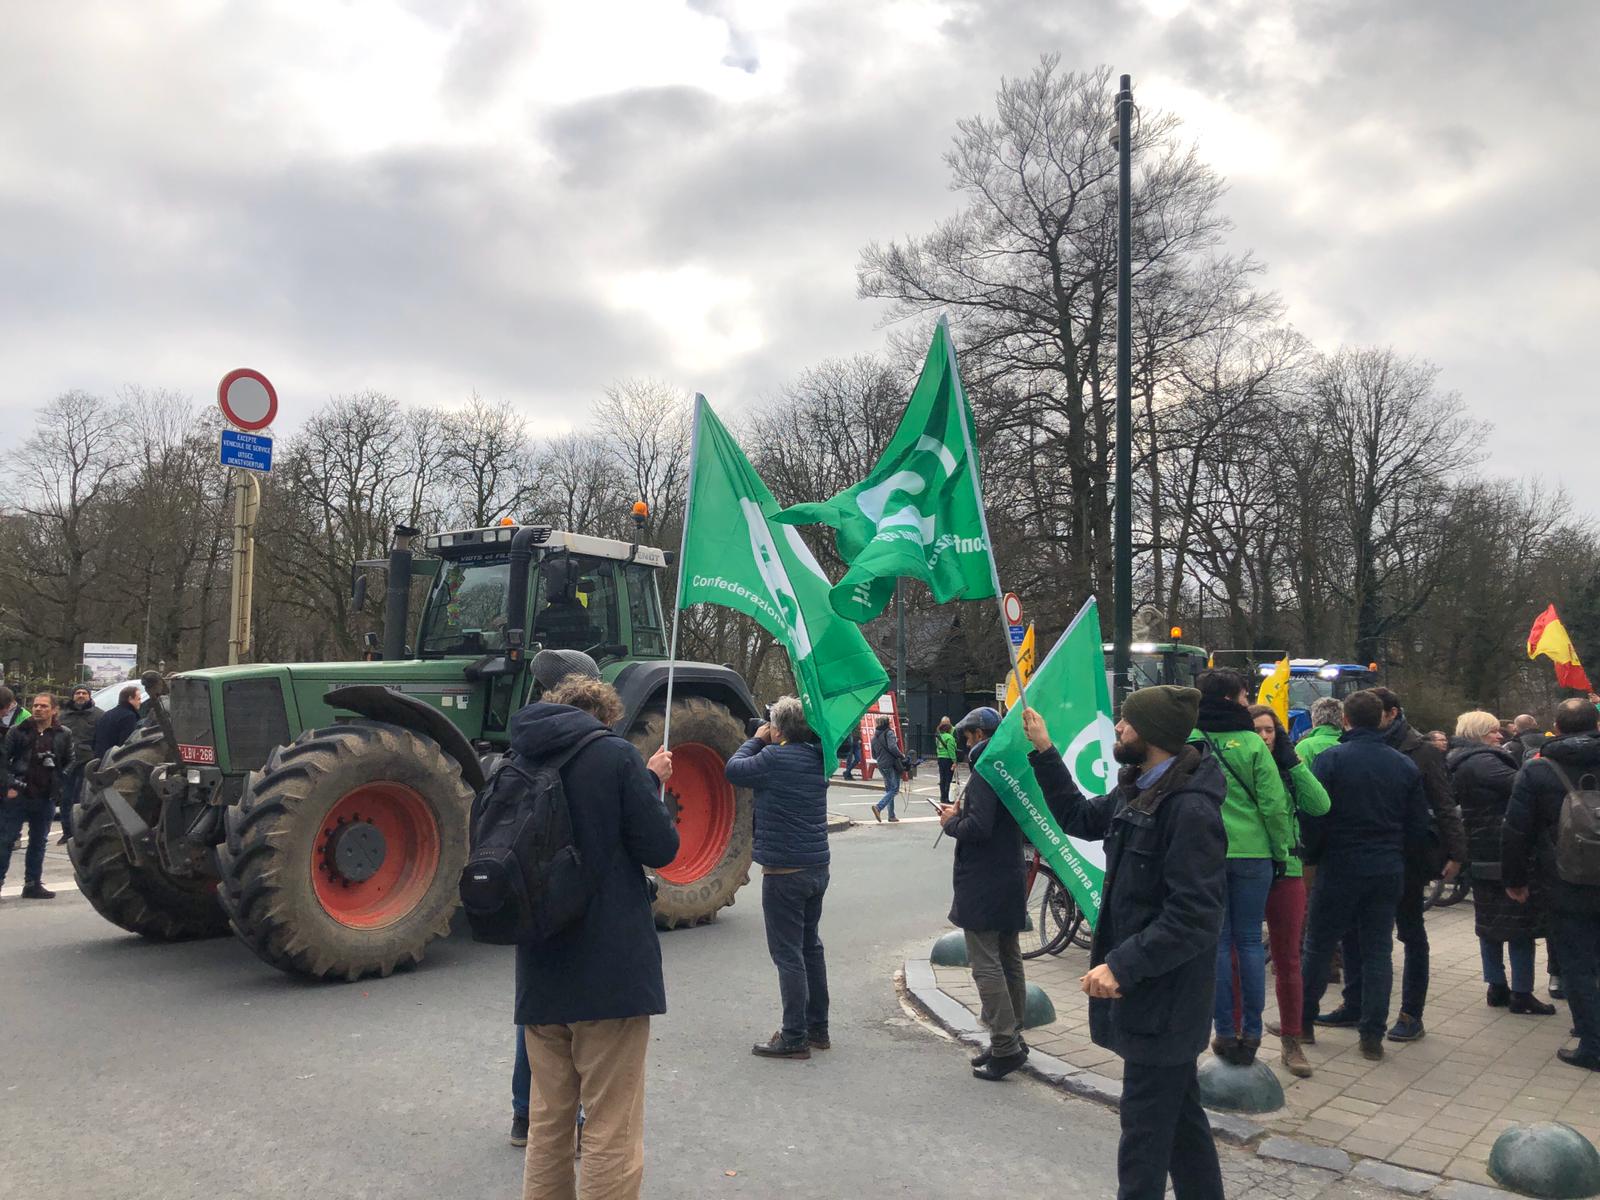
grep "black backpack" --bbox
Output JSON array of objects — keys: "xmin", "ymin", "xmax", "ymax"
[
  {"xmin": 1543, "ymin": 759, "xmax": 1600, "ymax": 887},
  {"xmin": 459, "ymin": 729, "xmax": 610, "ymax": 945}
]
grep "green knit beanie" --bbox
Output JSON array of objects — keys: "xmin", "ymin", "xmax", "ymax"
[{"xmin": 1121, "ymin": 685, "xmax": 1201, "ymax": 755}]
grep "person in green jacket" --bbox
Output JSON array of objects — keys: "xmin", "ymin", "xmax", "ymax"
[
  {"xmin": 1248, "ymin": 704, "xmax": 1331, "ymax": 1079},
  {"xmin": 1295, "ymin": 697, "xmax": 1345, "ymax": 766},
  {"xmin": 1191, "ymin": 670, "xmax": 1292, "ymax": 1067},
  {"xmin": 935, "ymin": 716, "xmax": 959, "ymax": 806}
]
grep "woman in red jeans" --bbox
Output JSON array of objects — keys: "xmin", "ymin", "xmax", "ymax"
[{"xmin": 1244, "ymin": 705, "xmax": 1331, "ymax": 1078}]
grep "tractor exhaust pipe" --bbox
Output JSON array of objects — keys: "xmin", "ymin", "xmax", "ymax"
[{"xmin": 383, "ymin": 525, "xmax": 419, "ymax": 662}]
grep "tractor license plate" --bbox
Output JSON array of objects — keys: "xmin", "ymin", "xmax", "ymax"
[{"xmin": 178, "ymin": 744, "xmax": 216, "ymax": 765}]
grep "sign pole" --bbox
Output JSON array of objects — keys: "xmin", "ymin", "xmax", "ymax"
[{"xmin": 218, "ymin": 368, "xmax": 276, "ymax": 665}]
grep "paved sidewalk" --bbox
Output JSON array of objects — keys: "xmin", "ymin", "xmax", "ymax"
[{"xmin": 926, "ymin": 901, "xmax": 1600, "ymax": 1189}]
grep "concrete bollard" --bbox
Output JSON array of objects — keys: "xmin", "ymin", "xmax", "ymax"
[
  {"xmin": 1489, "ymin": 1122, "xmax": 1600, "ymax": 1199},
  {"xmin": 930, "ymin": 930, "xmax": 968, "ymax": 967},
  {"xmin": 1196, "ymin": 1055, "xmax": 1285, "ymax": 1114},
  {"xmin": 1020, "ymin": 983, "xmax": 1056, "ymax": 1030}
]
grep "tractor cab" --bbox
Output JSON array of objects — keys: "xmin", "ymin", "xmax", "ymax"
[
  {"xmin": 1103, "ymin": 640, "xmax": 1210, "ymax": 690},
  {"xmin": 1258, "ymin": 658, "xmax": 1380, "ymax": 740}
]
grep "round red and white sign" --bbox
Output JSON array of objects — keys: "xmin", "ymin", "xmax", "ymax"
[
  {"xmin": 217, "ymin": 368, "xmax": 278, "ymax": 432},
  {"xmin": 1002, "ymin": 592, "xmax": 1023, "ymax": 625}
]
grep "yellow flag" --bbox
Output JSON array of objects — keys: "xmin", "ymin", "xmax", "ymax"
[
  {"xmin": 1256, "ymin": 656, "xmax": 1290, "ymax": 725},
  {"xmin": 1004, "ymin": 623, "xmax": 1036, "ymax": 709}
]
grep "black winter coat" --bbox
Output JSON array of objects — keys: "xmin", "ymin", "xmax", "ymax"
[
  {"xmin": 1033, "ymin": 742, "xmax": 1227, "ymax": 1066},
  {"xmin": 58, "ymin": 699, "xmax": 101, "ymax": 761},
  {"xmin": 945, "ymin": 738, "xmax": 1027, "ymax": 933},
  {"xmin": 725, "ymin": 737, "xmax": 829, "ymax": 869},
  {"xmin": 511, "ymin": 703, "xmax": 680, "ymax": 1026},
  {"xmin": 871, "ymin": 727, "xmax": 906, "ymax": 775},
  {"xmin": 1506, "ymin": 730, "xmax": 1547, "ymax": 767},
  {"xmin": 1448, "ymin": 741, "xmax": 1541, "ymax": 941},
  {"xmin": 1307, "ymin": 728, "xmax": 1431, "ymax": 877},
  {"xmin": 1, "ymin": 720, "xmax": 75, "ymax": 802},
  {"xmin": 1387, "ymin": 715, "xmax": 1468, "ymax": 867},
  {"xmin": 1503, "ymin": 732, "xmax": 1600, "ymax": 917},
  {"xmin": 92, "ymin": 702, "xmax": 141, "ymax": 760}
]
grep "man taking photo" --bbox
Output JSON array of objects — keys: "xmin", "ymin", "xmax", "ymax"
[
  {"xmin": 1022, "ymin": 687, "xmax": 1227, "ymax": 1200},
  {"xmin": 0, "ymin": 692, "xmax": 75, "ymax": 900}
]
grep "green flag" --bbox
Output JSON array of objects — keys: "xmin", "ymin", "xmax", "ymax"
[
  {"xmin": 775, "ymin": 317, "xmax": 997, "ymax": 622},
  {"xmin": 676, "ymin": 396, "xmax": 889, "ymax": 763},
  {"xmin": 975, "ymin": 598, "xmax": 1114, "ymax": 927}
]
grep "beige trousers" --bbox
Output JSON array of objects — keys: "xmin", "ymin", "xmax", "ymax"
[{"xmin": 522, "ymin": 1016, "xmax": 650, "ymax": 1200}]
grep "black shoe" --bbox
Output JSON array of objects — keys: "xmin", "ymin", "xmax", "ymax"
[
  {"xmin": 970, "ymin": 1047, "xmax": 992, "ymax": 1068},
  {"xmin": 1510, "ymin": 992, "xmax": 1557, "ymax": 1016},
  {"xmin": 1314, "ymin": 1006, "xmax": 1360, "ymax": 1028},
  {"xmin": 807, "ymin": 1028, "xmax": 830, "ymax": 1050},
  {"xmin": 1211, "ymin": 1034, "xmax": 1238, "ymax": 1060},
  {"xmin": 20, "ymin": 883, "xmax": 56, "ymax": 900},
  {"xmin": 1359, "ymin": 1035, "xmax": 1384, "ymax": 1061},
  {"xmin": 1558, "ymin": 1047, "xmax": 1600, "ymax": 1072},
  {"xmin": 55, "ymin": 834, "xmax": 69, "ymax": 846},
  {"xmin": 510, "ymin": 1114, "xmax": 528, "ymax": 1147},
  {"xmin": 1387, "ymin": 1013, "xmax": 1425, "ymax": 1042},
  {"xmin": 972, "ymin": 1048, "xmax": 1028, "ymax": 1081},
  {"xmin": 1551, "ymin": 976, "xmax": 1567, "ymax": 1000},
  {"xmin": 1487, "ymin": 983, "xmax": 1511, "ymax": 1008},
  {"xmin": 1230, "ymin": 1036, "xmax": 1261, "ymax": 1066},
  {"xmin": 752, "ymin": 1032, "xmax": 811, "ymax": 1060}
]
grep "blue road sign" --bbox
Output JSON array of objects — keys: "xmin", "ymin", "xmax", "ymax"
[
  {"xmin": 1009, "ymin": 624, "xmax": 1026, "ymax": 647},
  {"xmin": 220, "ymin": 429, "xmax": 273, "ymax": 472}
]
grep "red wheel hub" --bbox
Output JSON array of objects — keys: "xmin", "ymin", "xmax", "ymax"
[
  {"xmin": 311, "ymin": 783, "xmax": 440, "ymax": 929},
  {"xmin": 658, "ymin": 743, "xmax": 735, "ymax": 885}
]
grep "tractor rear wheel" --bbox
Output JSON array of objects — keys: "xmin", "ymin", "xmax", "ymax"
[
  {"xmin": 215, "ymin": 721, "xmax": 472, "ymax": 982},
  {"xmin": 68, "ymin": 726, "xmax": 231, "ymax": 942},
  {"xmin": 630, "ymin": 698, "xmax": 753, "ymax": 929}
]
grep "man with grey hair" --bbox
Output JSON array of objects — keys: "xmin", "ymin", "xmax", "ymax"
[
  {"xmin": 1296, "ymin": 697, "xmax": 1345, "ymax": 766},
  {"xmin": 726, "ymin": 696, "xmax": 832, "ymax": 1059}
]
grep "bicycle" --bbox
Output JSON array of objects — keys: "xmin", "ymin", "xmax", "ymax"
[{"xmin": 1021, "ymin": 845, "xmax": 1093, "ymax": 959}]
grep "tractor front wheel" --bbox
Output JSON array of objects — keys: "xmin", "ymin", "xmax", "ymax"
[
  {"xmin": 630, "ymin": 698, "xmax": 753, "ymax": 929},
  {"xmin": 215, "ymin": 721, "xmax": 472, "ymax": 982},
  {"xmin": 68, "ymin": 726, "xmax": 231, "ymax": 942}
]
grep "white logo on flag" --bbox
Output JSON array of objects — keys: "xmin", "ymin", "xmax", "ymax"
[{"xmin": 741, "ymin": 498, "xmax": 813, "ymax": 658}]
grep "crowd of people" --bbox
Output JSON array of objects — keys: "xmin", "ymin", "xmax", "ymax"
[{"xmin": 0, "ymin": 681, "xmax": 144, "ymax": 898}]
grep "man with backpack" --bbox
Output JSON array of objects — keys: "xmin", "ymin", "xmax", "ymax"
[
  {"xmin": 492, "ymin": 667, "xmax": 677, "ymax": 1199},
  {"xmin": 1503, "ymin": 698, "xmax": 1600, "ymax": 1072}
]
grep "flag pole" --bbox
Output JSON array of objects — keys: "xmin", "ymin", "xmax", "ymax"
[
  {"xmin": 661, "ymin": 395, "xmax": 705, "ymax": 779},
  {"xmin": 940, "ymin": 314, "xmax": 1030, "ymax": 712}
]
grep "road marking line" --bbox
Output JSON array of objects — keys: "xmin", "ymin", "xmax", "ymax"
[{"xmin": 1, "ymin": 878, "xmax": 81, "ymax": 900}]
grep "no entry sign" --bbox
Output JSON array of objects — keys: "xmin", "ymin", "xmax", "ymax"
[{"xmin": 218, "ymin": 368, "xmax": 278, "ymax": 431}]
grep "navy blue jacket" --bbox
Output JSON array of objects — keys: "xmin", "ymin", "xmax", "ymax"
[
  {"xmin": 1034, "ymin": 742, "xmax": 1227, "ymax": 1066},
  {"xmin": 92, "ymin": 702, "xmax": 141, "ymax": 760},
  {"xmin": 1308, "ymin": 727, "xmax": 1430, "ymax": 876},
  {"xmin": 945, "ymin": 738, "xmax": 1027, "ymax": 933},
  {"xmin": 724, "ymin": 737, "xmax": 829, "ymax": 869},
  {"xmin": 511, "ymin": 703, "xmax": 680, "ymax": 1026}
]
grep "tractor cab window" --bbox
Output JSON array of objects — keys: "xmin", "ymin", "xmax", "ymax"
[
  {"xmin": 625, "ymin": 564, "xmax": 667, "ymax": 658},
  {"xmin": 418, "ymin": 557, "xmax": 511, "ymax": 656},
  {"xmin": 531, "ymin": 553, "xmax": 622, "ymax": 656},
  {"xmin": 1287, "ymin": 677, "xmax": 1332, "ymax": 712}
]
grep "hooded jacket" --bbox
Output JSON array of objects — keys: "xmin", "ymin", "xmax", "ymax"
[
  {"xmin": 1032, "ymin": 741, "xmax": 1227, "ymax": 1066},
  {"xmin": 724, "ymin": 737, "xmax": 829, "ymax": 869},
  {"xmin": 944, "ymin": 737, "xmax": 1027, "ymax": 932},
  {"xmin": 1189, "ymin": 697, "xmax": 1292, "ymax": 862},
  {"xmin": 1503, "ymin": 731, "xmax": 1600, "ymax": 916},
  {"xmin": 510, "ymin": 702, "xmax": 680, "ymax": 1026}
]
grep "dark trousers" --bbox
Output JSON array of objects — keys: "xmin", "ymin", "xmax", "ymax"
[
  {"xmin": 964, "ymin": 929, "xmax": 1027, "ymax": 1056},
  {"xmin": 0, "ymin": 794, "xmax": 54, "ymax": 887},
  {"xmin": 1342, "ymin": 866, "xmax": 1428, "ymax": 1020},
  {"xmin": 60, "ymin": 764, "xmax": 85, "ymax": 840},
  {"xmin": 762, "ymin": 866, "xmax": 830, "ymax": 1041},
  {"xmin": 1117, "ymin": 1059, "xmax": 1224, "ymax": 1200},
  {"xmin": 1303, "ymin": 867, "xmax": 1403, "ymax": 1039},
  {"xmin": 938, "ymin": 757, "xmax": 955, "ymax": 805},
  {"xmin": 1552, "ymin": 911, "xmax": 1600, "ymax": 1059}
]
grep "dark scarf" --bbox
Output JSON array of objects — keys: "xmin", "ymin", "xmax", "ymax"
[
  {"xmin": 1115, "ymin": 743, "xmax": 1203, "ymax": 814},
  {"xmin": 1196, "ymin": 696, "xmax": 1254, "ymax": 734}
]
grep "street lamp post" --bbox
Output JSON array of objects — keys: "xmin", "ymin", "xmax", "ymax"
[{"xmin": 1112, "ymin": 73, "xmax": 1135, "ymax": 707}]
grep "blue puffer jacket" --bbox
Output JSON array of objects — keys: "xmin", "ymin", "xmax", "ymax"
[{"xmin": 725, "ymin": 737, "xmax": 830, "ymax": 869}]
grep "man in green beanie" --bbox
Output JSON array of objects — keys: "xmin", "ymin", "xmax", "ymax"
[{"xmin": 1023, "ymin": 686, "xmax": 1228, "ymax": 1200}]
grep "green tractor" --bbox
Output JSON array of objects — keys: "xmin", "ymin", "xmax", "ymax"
[{"xmin": 69, "ymin": 519, "xmax": 761, "ymax": 981}]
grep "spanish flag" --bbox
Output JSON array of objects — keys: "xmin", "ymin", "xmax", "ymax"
[
  {"xmin": 1257, "ymin": 656, "xmax": 1291, "ymax": 726},
  {"xmin": 1528, "ymin": 604, "xmax": 1593, "ymax": 692}
]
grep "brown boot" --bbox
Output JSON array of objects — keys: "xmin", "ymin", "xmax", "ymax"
[{"xmin": 1281, "ymin": 1035, "xmax": 1312, "ymax": 1078}]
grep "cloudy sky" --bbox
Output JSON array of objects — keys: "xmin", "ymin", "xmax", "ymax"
[{"xmin": 3, "ymin": 0, "xmax": 1596, "ymax": 499}]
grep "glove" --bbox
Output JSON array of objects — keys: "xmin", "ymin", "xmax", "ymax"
[
  {"xmin": 1272, "ymin": 859, "xmax": 1288, "ymax": 882},
  {"xmin": 1270, "ymin": 736, "xmax": 1300, "ymax": 773}
]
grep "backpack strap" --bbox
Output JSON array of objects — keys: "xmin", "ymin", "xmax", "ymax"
[{"xmin": 1214, "ymin": 743, "xmax": 1257, "ymax": 807}]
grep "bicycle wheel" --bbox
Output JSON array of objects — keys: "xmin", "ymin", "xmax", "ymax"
[
  {"xmin": 1423, "ymin": 877, "xmax": 1444, "ymax": 911},
  {"xmin": 1022, "ymin": 874, "xmax": 1069, "ymax": 959},
  {"xmin": 1439, "ymin": 874, "xmax": 1470, "ymax": 907}
]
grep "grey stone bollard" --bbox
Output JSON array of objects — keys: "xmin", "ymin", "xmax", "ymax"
[
  {"xmin": 1489, "ymin": 1122, "xmax": 1600, "ymax": 1199},
  {"xmin": 1196, "ymin": 1054, "xmax": 1285, "ymax": 1114},
  {"xmin": 930, "ymin": 930, "xmax": 968, "ymax": 967}
]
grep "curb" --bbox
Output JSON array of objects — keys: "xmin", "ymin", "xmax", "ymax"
[
  {"xmin": 825, "ymin": 813, "xmax": 854, "ymax": 833},
  {"xmin": 900, "ymin": 957, "xmax": 1518, "ymax": 1200}
]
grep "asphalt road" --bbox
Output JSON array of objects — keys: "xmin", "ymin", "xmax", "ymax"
[{"xmin": 1, "ymin": 787, "xmax": 1393, "ymax": 1200}]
